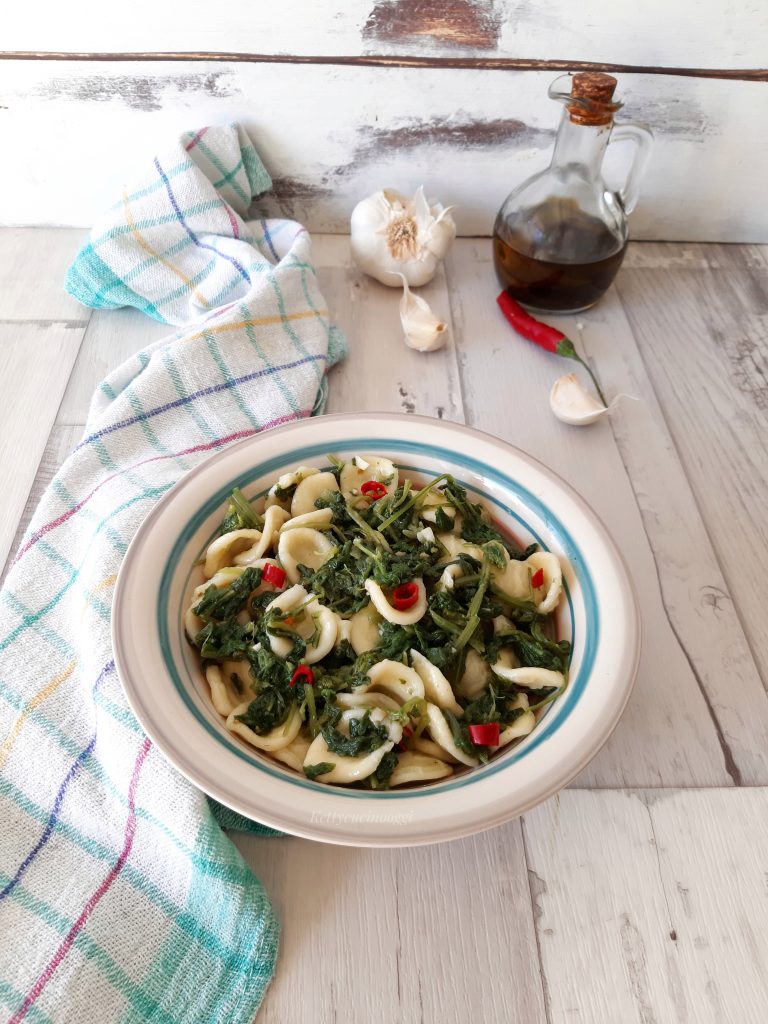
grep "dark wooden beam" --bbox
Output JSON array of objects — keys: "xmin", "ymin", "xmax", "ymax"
[{"xmin": 0, "ymin": 51, "xmax": 765, "ymax": 81}]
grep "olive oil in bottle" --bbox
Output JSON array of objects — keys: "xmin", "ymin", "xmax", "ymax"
[{"xmin": 492, "ymin": 72, "xmax": 652, "ymax": 314}]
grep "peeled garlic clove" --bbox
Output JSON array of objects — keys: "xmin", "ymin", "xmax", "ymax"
[
  {"xmin": 398, "ymin": 276, "xmax": 448, "ymax": 352},
  {"xmin": 350, "ymin": 186, "xmax": 456, "ymax": 287},
  {"xmin": 550, "ymin": 373, "xmax": 608, "ymax": 425}
]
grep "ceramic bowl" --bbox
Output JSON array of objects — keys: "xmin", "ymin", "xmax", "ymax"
[{"xmin": 112, "ymin": 413, "xmax": 640, "ymax": 846}]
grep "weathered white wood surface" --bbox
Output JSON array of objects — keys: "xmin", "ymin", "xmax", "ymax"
[
  {"xmin": 2, "ymin": 227, "xmax": 768, "ymax": 1023},
  {"xmin": 0, "ymin": 318, "xmax": 85, "ymax": 573},
  {"xmin": 1, "ymin": 60, "xmax": 766, "ymax": 241},
  {"xmin": 445, "ymin": 241, "xmax": 768, "ymax": 786},
  {"xmin": 617, "ymin": 244, "xmax": 768, "ymax": 687},
  {"xmin": 7, "ymin": 0, "xmax": 765, "ymax": 66}
]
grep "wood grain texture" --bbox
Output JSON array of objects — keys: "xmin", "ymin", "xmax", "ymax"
[
  {"xmin": 448, "ymin": 240, "xmax": 736, "ymax": 787},
  {"xmin": 316, "ymin": 235, "xmax": 465, "ymax": 422},
  {"xmin": 0, "ymin": 227, "xmax": 87, "ymax": 321},
  {"xmin": 4, "ymin": 0, "xmax": 766, "ymax": 67},
  {"xmin": 573, "ymin": 287, "xmax": 768, "ymax": 784},
  {"xmin": 615, "ymin": 245, "xmax": 768, "ymax": 685},
  {"xmin": 2, "ymin": 61, "xmax": 767, "ymax": 241},
  {"xmin": 647, "ymin": 788, "xmax": 768, "ymax": 1019},
  {"xmin": 4, "ymin": 52, "xmax": 766, "ymax": 80},
  {"xmin": 232, "ymin": 821, "xmax": 547, "ymax": 1024},
  {"xmin": 524, "ymin": 789, "xmax": 768, "ymax": 1023},
  {"xmin": 0, "ymin": 322, "xmax": 85, "ymax": 572}
]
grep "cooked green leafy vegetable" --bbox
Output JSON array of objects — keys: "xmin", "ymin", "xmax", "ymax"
[
  {"xmin": 194, "ymin": 567, "xmax": 261, "ymax": 622},
  {"xmin": 321, "ymin": 708, "xmax": 389, "ymax": 757},
  {"xmin": 220, "ymin": 488, "xmax": 264, "ymax": 534},
  {"xmin": 187, "ymin": 458, "xmax": 571, "ymax": 790}
]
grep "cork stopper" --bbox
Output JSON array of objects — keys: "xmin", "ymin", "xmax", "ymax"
[{"xmin": 568, "ymin": 72, "xmax": 620, "ymax": 126}]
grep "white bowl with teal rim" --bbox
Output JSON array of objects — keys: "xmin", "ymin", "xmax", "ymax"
[{"xmin": 112, "ymin": 413, "xmax": 640, "ymax": 846}]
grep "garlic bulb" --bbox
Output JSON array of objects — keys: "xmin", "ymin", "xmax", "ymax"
[
  {"xmin": 350, "ymin": 186, "xmax": 456, "ymax": 287},
  {"xmin": 399, "ymin": 277, "xmax": 448, "ymax": 352},
  {"xmin": 550, "ymin": 373, "xmax": 608, "ymax": 425}
]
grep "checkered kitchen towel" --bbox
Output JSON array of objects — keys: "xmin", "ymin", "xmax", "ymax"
[{"xmin": 0, "ymin": 123, "xmax": 346, "ymax": 1023}]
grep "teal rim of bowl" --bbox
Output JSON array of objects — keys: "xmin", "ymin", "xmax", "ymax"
[{"xmin": 157, "ymin": 437, "xmax": 598, "ymax": 799}]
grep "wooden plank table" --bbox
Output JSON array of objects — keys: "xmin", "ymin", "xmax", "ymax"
[{"xmin": 2, "ymin": 228, "xmax": 767, "ymax": 1023}]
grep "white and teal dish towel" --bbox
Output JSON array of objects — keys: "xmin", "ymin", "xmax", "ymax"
[{"xmin": 0, "ymin": 123, "xmax": 346, "ymax": 1023}]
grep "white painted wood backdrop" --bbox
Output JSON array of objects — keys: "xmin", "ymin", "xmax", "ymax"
[{"xmin": 1, "ymin": 0, "xmax": 767, "ymax": 238}]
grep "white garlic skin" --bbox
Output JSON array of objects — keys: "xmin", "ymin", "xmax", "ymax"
[
  {"xmin": 550, "ymin": 373, "xmax": 608, "ymax": 426},
  {"xmin": 350, "ymin": 186, "xmax": 456, "ymax": 287},
  {"xmin": 398, "ymin": 276, "xmax": 448, "ymax": 353}
]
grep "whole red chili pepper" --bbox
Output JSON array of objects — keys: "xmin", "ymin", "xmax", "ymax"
[{"xmin": 496, "ymin": 290, "xmax": 607, "ymax": 406}]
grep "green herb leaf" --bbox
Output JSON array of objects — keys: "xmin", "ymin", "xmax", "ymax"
[
  {"xmin": 304, "ymin": 762, "xmax": 334, "ymax": 780},
  {"xmin": 220, "ymin": 488, "xmax": 264, "ymax": 534}
]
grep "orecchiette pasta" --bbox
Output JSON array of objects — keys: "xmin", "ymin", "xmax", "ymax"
[
  {"xmin": 364, "ymin": 577, "xmax": 427, "ymax": 625},
  {"xmin": 340, "ymin": 456, "xmax": 398, "ymax": 505},
  {"xmin": 303, "ymin": 707, "xmax": 401, "ymax": 784},
  {"xmin": 265, "ymin": 585, "xmax": 337, "ymax": 665},
  {"xmin": 185, "ymin": 457, "xmax": 570, "ymax": 789},
  {"xmin": 277, "ymin": 527, "xmax": 336, "ymax": 584},
  {"xmin": 291, "ymin": 471, "xmax": 340, "ymax": 517}
]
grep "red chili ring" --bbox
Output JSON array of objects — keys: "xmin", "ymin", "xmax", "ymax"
[
  {"xmin": 360, "ymin": 480, "xmax": 388, "ymax": 500},
  {"xmin": 531, "ymin": 567, "xmax": 545, "ymax": 589},
  {"xmin": 391, "ymin": 581, "xmax": 420, "ymax": 611},
  {"xmin": 290, "ymin": 665, "xmax": 314, "ymax": 687}
]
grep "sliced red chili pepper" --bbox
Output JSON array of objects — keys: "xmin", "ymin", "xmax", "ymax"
[
  {"xmin": 531, "ymin": 568, "xmax": 545, "ymax": 589},
  {"xmin": 496, "ymin": 290, "xmax": 607, "ymax": 406},
  {"xmin": 403, "ymin": 725, "xmax": 413, "ymax": 738},
  {"xmin": 360, "ymin": 480, "xmax": 388, "ymax": 500},
  {"xmin": 391, "ymin": 581, "xmax": 419, "ymax": 611},
  {"xmin": 468, "ymin": 722, "xmax": 500, "ymax": 747},
  {"xmin": 262, "ymin": 563, "xmax": 286, "ymax": 588},
  {"xmin": 290, "ymin": 665, "xmax": 314, "ymax": 688}
]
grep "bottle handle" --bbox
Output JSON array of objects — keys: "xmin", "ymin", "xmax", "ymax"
[{"xmin": 608, "ymin": 123, "xmax": 654, "ymax": 215}]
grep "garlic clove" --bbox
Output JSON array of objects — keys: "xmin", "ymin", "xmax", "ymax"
[
  {"xmin": 398, "ymin": 275, "xmax": 448, "ymax": 353},
  {"xmin": 550, "ymin": 373, "xmax": 608, "ymax": 425}
]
